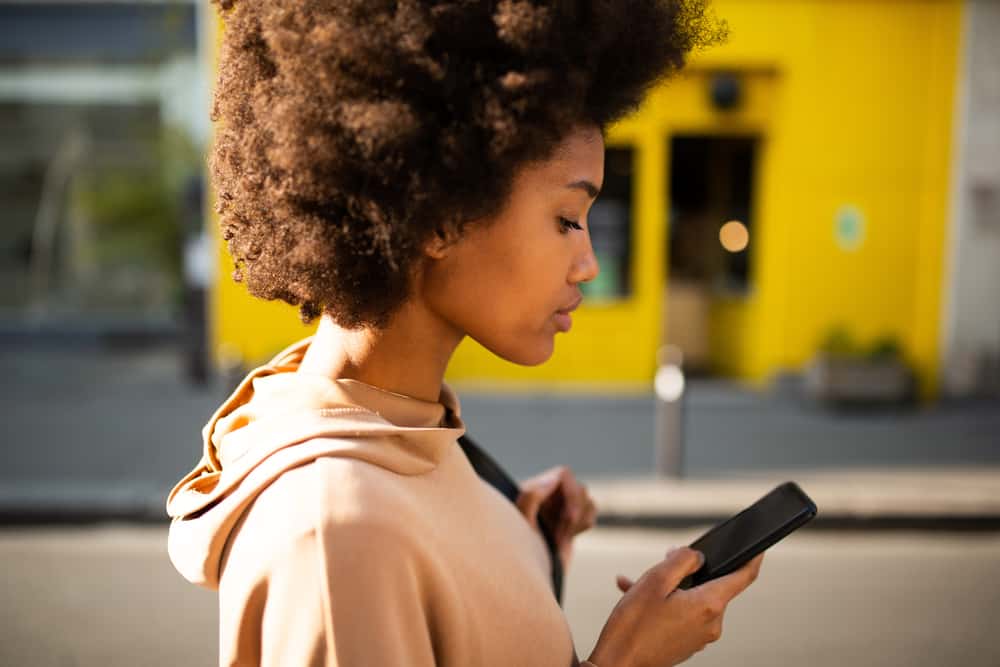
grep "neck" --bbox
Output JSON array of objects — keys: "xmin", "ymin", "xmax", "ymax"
[{"xmin": 297, "ymin": 302, "xmax": 463, "ymax": 404}]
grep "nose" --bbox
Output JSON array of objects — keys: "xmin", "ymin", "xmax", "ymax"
[{"xmin": 568, "ymin": 233, "xmax": 600, "ymax": 286}]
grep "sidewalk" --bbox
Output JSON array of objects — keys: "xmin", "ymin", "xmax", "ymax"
[
  {"xmin": 5, "ymin": 468, "xmax": 1000, "ymax": 529},
  {"xmin": 588, "ymin": 467, "xmax": 1000, "ymax": 529}
]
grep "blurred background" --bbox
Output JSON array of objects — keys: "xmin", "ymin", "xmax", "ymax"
[{"xmin": 1, "ymin": 1, "xmax": 998, "ymax": 665}]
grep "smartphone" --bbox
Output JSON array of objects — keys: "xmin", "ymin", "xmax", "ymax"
[{"xmin": 678, "ymin": 481, "xmax": 817, "ymax": 590}]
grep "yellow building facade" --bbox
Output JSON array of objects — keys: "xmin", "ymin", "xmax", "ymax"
[{"xmin": 210, "ymin": 0, "xmax": 963, "ymax": 398}]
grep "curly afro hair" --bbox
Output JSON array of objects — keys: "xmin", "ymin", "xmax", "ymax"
[{"xmin": 211, "ymin": 0, "xmax": 726, "ymax": 328}]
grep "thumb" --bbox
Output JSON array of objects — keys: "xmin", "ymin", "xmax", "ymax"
[
  {"xmin": 651, "ymin": 547, "xmax": 705, "ymax": 596},
  {"xmin": 516, "ymin": 476, "xmax": 560, "ymax": 525}
]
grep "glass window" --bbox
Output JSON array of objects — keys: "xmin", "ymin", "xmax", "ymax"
[
  {"xmin": 583, "ymin": 146, "xmax": 634, "ymax": 301},
  {"xmin": 0, "ymin": 101, "xmax": 199, "ymax": 324}
]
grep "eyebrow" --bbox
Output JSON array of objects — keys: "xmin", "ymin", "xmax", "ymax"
[{"xmin": 566, "ymin": 179, "xmax": 601, "ymax": 199}]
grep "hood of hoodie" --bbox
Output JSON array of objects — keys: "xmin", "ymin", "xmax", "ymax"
[{"xmin": 166, "ymin": 336, "xmax": 466, "ymax": 589}]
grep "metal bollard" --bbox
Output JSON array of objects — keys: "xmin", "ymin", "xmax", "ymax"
[{"xmin": 654, "ymin": 345, "xmax": 686, "ymax": 478}]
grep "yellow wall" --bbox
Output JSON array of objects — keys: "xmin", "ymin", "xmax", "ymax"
[
  {"xmin": 210, "ymin": 0, "xmax": 963, "ymax": 397},
  {"xmin": 694, "ymin": 0, "xmax": 962, "ymax": 399}
]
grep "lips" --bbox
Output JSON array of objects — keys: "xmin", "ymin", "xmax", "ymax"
[
  {"xmin": 556, "ymin": 293, "xmax": 583, "ymax": 315},
  {"xmin": 553, "ymin": 293, "xmax": 582, "ymax": 333}
]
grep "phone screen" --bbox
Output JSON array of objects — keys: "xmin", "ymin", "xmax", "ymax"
[{"xmin": 682, "ymin": 482, "xmax": 816, "ymax": 588}]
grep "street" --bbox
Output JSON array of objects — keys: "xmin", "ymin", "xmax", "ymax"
[
  {"xmin": 2, "ymin": 524, "xmax": 997, "ymax": 667},
  {"xmin": 565, "ymin": 527, "xmax": 1000, "ymax": 667}
]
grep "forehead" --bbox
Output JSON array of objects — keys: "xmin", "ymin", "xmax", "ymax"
[
  {"xmin": 516, "ymin": 125, "xmax": 604, "ymax": 191},
  {"xmin": 546, "ymin": 126, "xmax": 605, "ymax": 181}
]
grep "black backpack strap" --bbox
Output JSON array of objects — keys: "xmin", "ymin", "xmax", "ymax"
[
  {"xmin": 458, "ymin": 434, "xmax": 580, "ymax": 666},
  {"xmin": 457, "ymin": 434, "xmax": 564, "ymax": 604}
]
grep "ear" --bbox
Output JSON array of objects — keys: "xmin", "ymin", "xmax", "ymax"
[
  {"xmin": 424, "ymin": 229, "xmax": 448, "ymax": 260},
  {"xmin": 424, "ymin": 225, "xmax": 458, "ymax": 260}
]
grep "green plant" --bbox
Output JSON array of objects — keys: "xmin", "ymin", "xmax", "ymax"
[
  {"xmin": 817, "ymin": 325, "xmax": 904, "ymax": 362},
  {"xmin": 818, "ymin": 324, "xmax": 857, "ymax": 358},
  {"xmin": 867, "ymin": 336, "xmax": 903, "ymax": 361}
]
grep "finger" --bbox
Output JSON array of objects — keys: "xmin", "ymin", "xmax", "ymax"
[
  {"xmin": 700, "ymin": 552, "xmax": 764, "ymax": 601},
  {"xmin": 542, "ymin": 489, "xmax": 568, "ymax": 537},
  {"xmin": 515, "ymin": 489, "xmax": 542, "ymax": 526},
  {"xmin": 563, "ymin": 486, "xmax": 595, "ymax": 537},
  {"xmin": 537, "ymin": 468, "xmax": 582, "ymax": 540},
  {"xmin": 532, "ymin": 467, "xmax": 567, "ymax": 505},
  {"xmin": 616, "ymin": 574, "xmax": 634, "ymax": 593},
  {"xmin": 553, "ymin": 469, "xmax": 583, "ymax": 529},
  {"xmin": 574, "ymin": 495, "xmax": 598, "ymax": 535},
  {"xmin": 644, "ymin": 547, "xmax": 705, "ymax": 597},
  {"xmin": 520, "ymin": 467, "xmax": 563, "ymax": 498},
  {"xmin": 707, "ymin": 617, "xmax": 724, "ymax": 644},
  {"xmin": 516, "ymin": 477, "xmax": 560, "ymax": 527}
]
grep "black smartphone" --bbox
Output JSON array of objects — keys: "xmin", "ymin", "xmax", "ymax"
[{"xmin": 678, "ymin": 481, "xmax": 817, "ymax": 590}]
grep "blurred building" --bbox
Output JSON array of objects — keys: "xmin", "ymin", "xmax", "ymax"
[
  {"xmin": 941, "ymin": 1, "xmax": 1000, "ymax": 399},
  {"xmin": 209, "ymin": 0, "xmax": 998, "ymax": 400},
  {"xmin": 0, "ymin": 0, "xmax": 208, "ymax": 343}
]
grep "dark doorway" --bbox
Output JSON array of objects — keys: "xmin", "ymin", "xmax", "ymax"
[
  {"xmin": 665, "ymin": 135, "xmax": 758, "ymax": 373},
  {"xmin": 669, "ymin": 135, "xmax": 757, "ymax": 291}
]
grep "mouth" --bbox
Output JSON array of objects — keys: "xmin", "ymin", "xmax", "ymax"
[
  {"xmin": 556, "ymin": 294, "xmax": 583, "ymax": 315},
  {"xmin": 553, "ymin": 293, "xmax": 583, "ymax": 333}
]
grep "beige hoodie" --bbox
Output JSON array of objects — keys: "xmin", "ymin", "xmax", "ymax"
[{"xmin": 166, "ymin": 336, "xmax": 576, "ymax": 666}]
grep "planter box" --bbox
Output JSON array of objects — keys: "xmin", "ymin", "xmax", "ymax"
[{"xmin": 804, "ymin": 354, "xmax": 915, "ymax": 405}]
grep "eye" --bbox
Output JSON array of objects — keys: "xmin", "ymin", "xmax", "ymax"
[{"xmin": 557, "ymin": 216, "xmax": 583, "ymax": 233}]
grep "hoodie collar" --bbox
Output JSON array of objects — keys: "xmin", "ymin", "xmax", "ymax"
[
  {"xmin": 198, "ymin": 335, "xmax": 464, "ymax": 473},
  {"xmin": 168, "ymin": 334, "xmax": 465, "ymax": 519},
  {"xmin": 166, "ymin": 335, "xmax": 467, "ymax": 588}
]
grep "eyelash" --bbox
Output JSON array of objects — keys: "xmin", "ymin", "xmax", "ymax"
[{"xmin": 558, "ymin": 217, "xmax": 583, "ymax": 233}]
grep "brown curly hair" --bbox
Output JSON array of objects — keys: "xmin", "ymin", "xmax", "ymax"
[{"xmin": 211, "ymin": 0, "xmax": 726, "ymax": 328}]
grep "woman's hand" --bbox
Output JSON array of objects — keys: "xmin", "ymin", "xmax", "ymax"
[
  {"xmin": 587, "ymin": 547, "xmax": 765, "ymax": 667},
  {"xmin": 517, "ymin": 466, "xmax": 597, "ymax": 571}
]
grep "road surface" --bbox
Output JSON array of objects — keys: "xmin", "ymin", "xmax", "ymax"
[{"xmin": 2, "ymin": 525, "xmax": 997, "ymax": 667}]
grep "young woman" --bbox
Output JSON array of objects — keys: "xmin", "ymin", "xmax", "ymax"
[{"xmin": 167, "ymin": 1, "xmax": 762, "ymax": 665}]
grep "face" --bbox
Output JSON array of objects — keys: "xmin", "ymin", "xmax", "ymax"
[{"xmin": 419, "ymin": 124, "xmax": 604, "ymax": 365}]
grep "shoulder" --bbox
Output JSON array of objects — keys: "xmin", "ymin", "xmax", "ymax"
[
  {"xmin": 222, "ymin": 455, "xmax": 430, "ymax": 588},
  {"xmin": 247, "ymin": 453, "xmax": 429, "ymax": 551},
  {"xmin": 309, "ymin": 455, "xmax": 430, "ymax": 547}
]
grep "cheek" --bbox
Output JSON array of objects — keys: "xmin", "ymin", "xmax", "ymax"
[
  {"xmin": 423, "ymin": 221, "xmax": 568, "ymax": 355},
  {"xmin": 481, "ymin": 240, "xmax": 560, "ymax": 325},
  {"xmin": 447, "ymin": 249, "xmax": 540, "ymax": 329},
  {"xmin": 466, "ymin": 259, "xmax": 566, "ymax": 367},
  {"xmin": 451, "ymin": 231, "xmax": 551, "ymax": 309}
]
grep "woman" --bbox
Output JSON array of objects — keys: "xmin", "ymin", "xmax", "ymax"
[{"xmin": 167, "ymin": 1, "xmax": 762, "ymax": 665}]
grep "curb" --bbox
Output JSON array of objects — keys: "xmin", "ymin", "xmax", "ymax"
[
  {"xmin": 595, "ymin": 513, "xmax": 1000, "ymax": 532},
  {"xmin": 587, "ymin": 468, "xmax": 1000, "ymax": 531},
  {"xmin": 0, "ymin": 485, "xmax": 169, "ymax": 527},
  {"xmin": 3, "ymin": 470, "xmax": 1000, "ymax": 531}
]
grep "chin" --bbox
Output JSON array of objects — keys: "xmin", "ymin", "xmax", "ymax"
[{"xmin": 478, "ymin": 334, "xmax": 555, "ymax": 367}]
